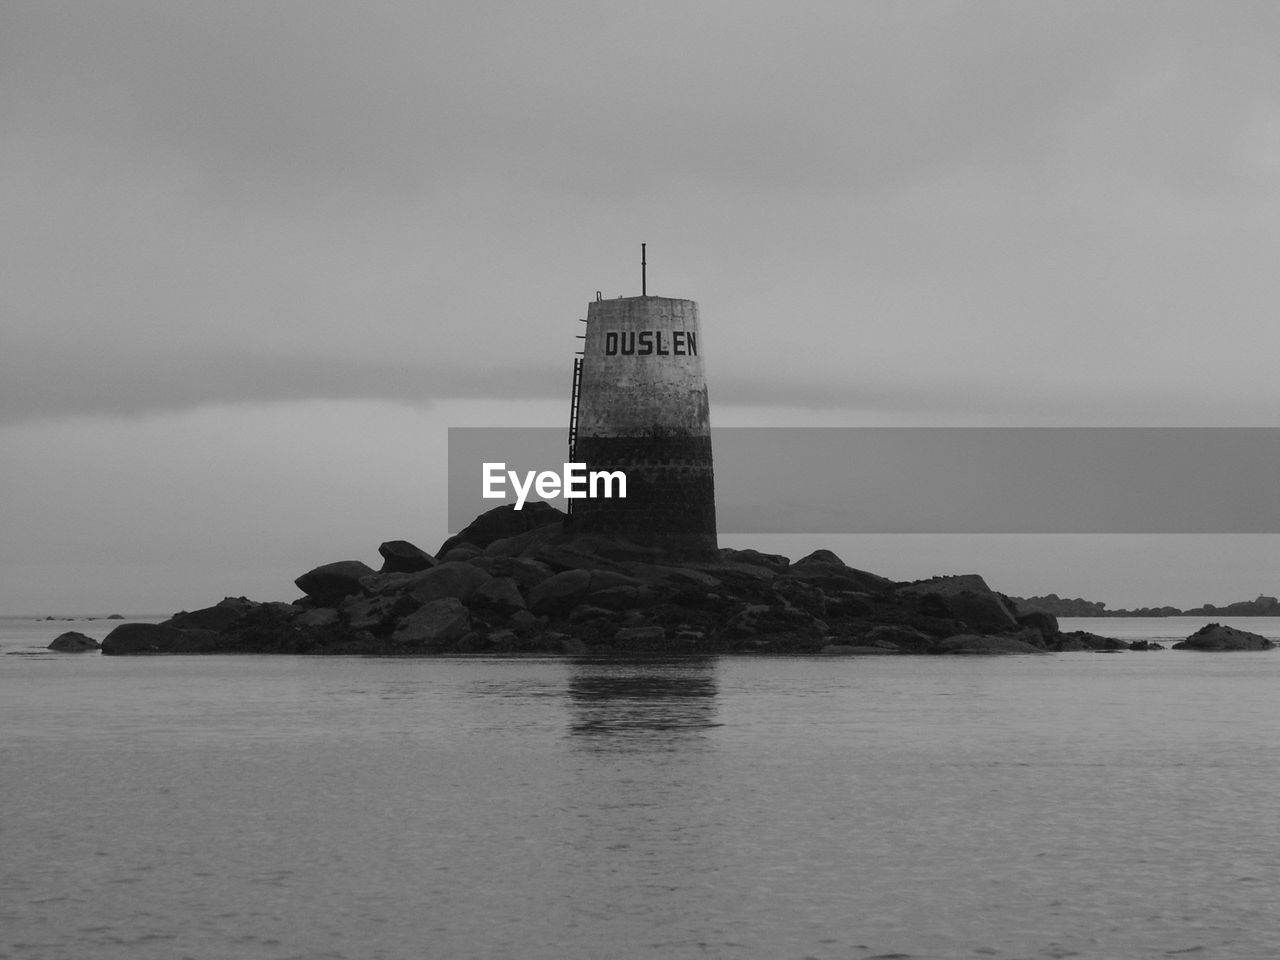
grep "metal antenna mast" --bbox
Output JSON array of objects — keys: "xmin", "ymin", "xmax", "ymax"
[{"xmin": 641, "ymin": 243, "xmax": 647, "ymax": 296}]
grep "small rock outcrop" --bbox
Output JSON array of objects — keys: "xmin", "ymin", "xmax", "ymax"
[
  {"xmin": 1172, "ymin": 623, "xmax": 1275, "ymax": 652},
  {"xmin": 48, "ymin": 631, "xmax": 101, "ymax": 652}
]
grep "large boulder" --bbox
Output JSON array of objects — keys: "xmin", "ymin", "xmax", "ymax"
[
  {"xmin": 526, "ymin": 569, "xmax": 592, "ymax": 616},
  {"xmin": 48, "ymin": 631, "xmax": 100, "ymax": 652},
  {"xmin": 378, "ymin": 540, "xmax": 436, "ymax": 573},
  {"xmin": 1016, "ymin": 610, "xmax": 1059, "ymax": 638},
  {"xmin": 1173, "ymin": 623, "xmax": 1275, "ymax": 651},
  {"xmin": 787, "ymin": 550, "xmax": 896, "ymax": 595},
  {"xmin": 405, "ymin": 562, "xmax": 492, "ymax": 604},
  {"xmin": 437, "ymin": 502, "xmax": 565, "ymax": 556},
  {"xmin": 470, "ymin": 576, "xmax": 526, "ymax": 612},
  {"xmin": 469, "ymin": 556, "xmax": 554, "ymax": 590},
  {"xmin": 339, "ymin": 593, "xmax": 409, "ymax": 633},
  {"xmin": 295, "ymin": 561, "xmax": 377, "ymax": 605},
  {"xmin": 101, "ymin": 622, "xmax": 221, "ymax": 655},
  {"xmin": 163, "ymin": 597, "xmax": 256, "ymax": 631},
  {"xmin": 392, "ymin": 598, "xmax": 471, "ymax": 646},
  {"xmin": 898, "ymin": 574, "xmax": 1018, "ymax": 632}
]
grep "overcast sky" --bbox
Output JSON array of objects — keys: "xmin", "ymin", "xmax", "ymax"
[{"xmin": 4, "ymin": 1, "xmax": 1280, "ymax": 614}]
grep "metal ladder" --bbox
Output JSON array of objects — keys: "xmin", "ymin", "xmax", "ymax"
[
  {"xmin": 568, "ymin": 355, "xmax": 583, "ymax": 463},
  {"xmin": 570, "ymin": 355, "xmax": 586, "ymax": 519}
]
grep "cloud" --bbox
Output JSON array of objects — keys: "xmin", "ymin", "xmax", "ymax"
[{"xmin": 10, "ymin": 1, "xmax": 1274, "ymax": 202}]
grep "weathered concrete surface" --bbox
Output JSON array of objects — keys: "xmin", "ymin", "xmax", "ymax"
[{"xmin": 574, "ymin": 295, "xmax": 716, "ymax": 555}]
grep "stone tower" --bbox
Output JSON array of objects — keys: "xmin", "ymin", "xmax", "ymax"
[{"xmin": 569, "ymin": 288, "xmax": 717, "ymax": 556}]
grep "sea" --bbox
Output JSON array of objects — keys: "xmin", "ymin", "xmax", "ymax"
[{"xmin": 3, "ymin": 615, "xmax": 1280, "ymax": 960}]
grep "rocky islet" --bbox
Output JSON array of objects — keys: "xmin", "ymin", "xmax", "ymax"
[{"xmin": 95, "ymin": 504, "xmax": 1271, "ymax": 657}]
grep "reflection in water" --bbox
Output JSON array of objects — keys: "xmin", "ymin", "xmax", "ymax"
[{"xmin": 567, "ymin": 658, "xmax": 719, "ymax": 746}]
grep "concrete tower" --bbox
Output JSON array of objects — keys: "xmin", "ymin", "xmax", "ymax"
[{"xmin": 569, "ymin": 265, "xmax": 717, "ymax": 556}]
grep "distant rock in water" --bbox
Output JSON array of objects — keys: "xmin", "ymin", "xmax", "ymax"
[
  {"xmin": 106, "ymin": 613, "xmax": 125, "ymax": 620},
  {"xmin": 1172, "ymin": 623, "xmax": 1276, "ymax": 652},
  {"xmin": 48, "ymin": 631, "xmax": 101, "ymax": 652}
]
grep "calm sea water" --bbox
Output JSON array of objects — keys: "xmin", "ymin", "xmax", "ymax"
[{"xmin": 3, "ymin": 617, "xmax": 1280, "ymax": 960}]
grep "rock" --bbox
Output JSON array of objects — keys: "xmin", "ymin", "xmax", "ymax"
[
  {"xmin": 898, "ymin": 575, "xmax": 1018, "ymax": 632},
  {"xmin": 864, "ymin": 624, "xmax": 936, "ymax": 652},
  {"xmin": 720, "ymin": 547, "xmax": 790, "ymax": 573},
  {"xmin": 404, "ymin": 562, "xmax": 492, "ymax": 604},
  {"xmin": 587, "ymin": 570, "xmax": 641, "ymax": 592},
  {"xmin": 106, "ymin": 614, "xmax": 125, "ymax": 620},
  {"xmin": 587, "ymin": 585, "xmax": 645, "ymax": 611},
  {"xmin": 623, "ymin": 563, "xmax": 721, "ymax": 589},
  {"xmin": 339, "ymin": 593, "xmax": 408, "ymax": 633},
  {"xmin": 1016, "ymin": 610, "xmax": 1059, "ymax": 637},
  {"xmin": 378, "ymin": 540, "xmax": 436, "ymax": 573},
  {"xmin": 614, "ymin": 625, "xmax": 666, "ymax": 644},
  {"xmin": 437, "ymin": 501, "xmax": 566, "ymax": 556},
  {"xmin": 526, "ymin": 569, "xmax": 592, "ymax": 616},
  {"xmin": 483, "ymin": 523, "xmax": 564, "ymax": 558},
  {"xmin": 440, "ymin": 543, "xmax": 483, "ymax": 563},
  {"xmin": 469, "ymin": 555, "xmax": 554, "ymax": 590},
  {"xmin": 1130, "ymin": 640, "xmax": 1164, "ymax": 651},
  {"xmin": 163, "ymin": 597, "xmax": 256, "ymax": 631},
  {"xmin": 487, "ymin": 628, "xmax": 520, "ymax": 648},
  {"xmin": 295, "ymin": 607, "xmax": 340, "ymax": 628},
  {"xmin": 771, "ymin": 576, "xmax": 828, "ymax": 616},
  {"xmin": 717, "ymin": 603, "xmax": 828, "ymax": 641},
  {"xmin": 295, "ymin": 561, "xmax": 377, "ymax": 605},
  {"xmin": 937, "ymin": 633, "xmax": 1047, "ymax": 655},
  {"xmin": 560, "ymin": 636, "xmax": 589, "ymax": 655},
  {"xmin": 821, "ymin": 643, "xmax": 898, "ymax": 655},
  {"xmin": 568, "ymin": 604, "xmax": 614, "ymax": 623},
  {"xmin": 787, "ymin": 550, "xmax": 896, "ymax": 594},
  {"xmin": 470, "ymin": 577, "xmax": 526, "ymax": 612},
  {"xmin": 1049, "ymin": 630, "xmax": 1126, "ymax": 651},
  {"xmin": 101, "ymin": 622, "xmax": 221, "ymax": 655},
  {"xmin": 392, "ymin": 598, "xmax": 471, "ymax": 645},
  {"xmin": 1052, "ymin": 635, "xmax": 1092, "ymax": 652},
  {"xmin": 1173, "ymin": 623, "xmax": 1276, "ymax": 652},
  {"xmin": 48, "ymin": 631, "xmax": 100, "ymax": 652},
  {"xmin": 533, "ymin": 543, "xmax": 617, "ymax": 572}
]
